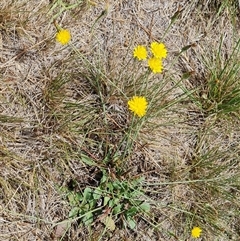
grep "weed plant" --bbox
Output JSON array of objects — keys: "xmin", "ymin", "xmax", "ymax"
[{"xmin": 0, "ymin": 1, "xmax": 239, "ymax": 241}]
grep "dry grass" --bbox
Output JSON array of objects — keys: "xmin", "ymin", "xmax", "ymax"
[{"xmin": 0, "ymin": 0, "xmax": 240, "ymax": 240}]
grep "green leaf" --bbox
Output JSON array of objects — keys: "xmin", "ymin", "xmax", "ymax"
[
  {"xmin": 100, "ymin": 171, "xmax": 108, "ymax": 184},
  {"xmin": 134, "ymin": 200, "xmax": 142, "ymax": 206},
  {"xmin": 82, "ymin": 212, "xmax": 93, "ymax": 226},
  {"xmin": 68, "ymin": 192, "xmax": 81, "ymax": 206},
  {"xmin": 126, "ymin": 207, "xmax": 138, "ymax": 217},
  {"xmin": 89, "ymin": 199, "xmax": 97, "ymax": 209},
  {"xmin": 83, "ymin": 187, "xmax": 92, "ymax": 201},
  {"xmin": 103, "ymin": 196, "xmax": 110, "ymax": 206},
  {"xmin": 113, "ymin": 204, "xmax": 122, "ymax": 215},
  {"xmin": 69, "ymin": 207, "xmax": 80, "ymax": 218},
  {"xmin": 93, "ymin": 187, "xmax": 102, "ymax": 200},
  {"xmin": 127, "ymin": 217, "xmax": 136, "ymax": 229},
  {"xmin": 104, "ymin": 216, "xmax": 115, "ymax": 231},
  {"xmin": 113, "ymin": 198, "xmax": 120, "ymax": 205},
  {"xmin": 131, "ymin": 190, "xmax": 141, "ymax": 198},
  {"xmin": 81, "ymin": 203, "xmax": 90, "ymax": 213},
  {"xmin": 81, "ymin": 154, "xmax": 97, "ymax": 166},
  {"xmin": 106, "ymin": 182, "xmax": 114, "ymax": 192},
  {"xmin": 108, "ymin": 199, "xmax": 115, "ymax": 208},
  {"xmin": 124, "ymin": 192, "xmax": 131, "ymax": 199},
  {"xmin": 112, "ymin": 180, "xmax": 121, "ymax": 189},
  {"xmin": 140, "ymin": 202, "xmax": 150, "ymax": 212}
]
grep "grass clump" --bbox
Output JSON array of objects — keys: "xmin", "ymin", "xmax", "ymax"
[
  {"xmin": 195, "ymin": 0, "xmax": 239, "ymax": 16},
  {"xmin": 48, "ymin": 0, "xmax": 89, "ymax": 22},
  {"xmin": 37, "ymin": 8, "xmax": 240, "ymax": 239},
  {"xmin": 188, "ymin": 37, "xmax": 240, "ymax": 119},
  {"xmin": 44, "ymin": 15, "xmax": 189, "ymax": 238},
  {"xmin": 187, "ymin": 132, "xmax": 239, "ymax": 236}
]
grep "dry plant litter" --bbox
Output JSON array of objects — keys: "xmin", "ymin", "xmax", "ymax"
[{"xmin": 0, "ymin": 0, "xmax": 240, "ymax": 240}]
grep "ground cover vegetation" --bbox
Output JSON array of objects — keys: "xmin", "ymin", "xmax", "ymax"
[{"xmin": 0, "ymin": 0, "xmax": 239, "ymax": 240}]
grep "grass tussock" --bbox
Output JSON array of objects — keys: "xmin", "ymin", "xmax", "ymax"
[{"xmin": 0, "ymin": 0, "xmax": 240, "ymax": 241}]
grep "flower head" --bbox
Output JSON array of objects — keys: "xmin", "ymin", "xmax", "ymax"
[
  {"xmin": 191, "ymin": 227, "xmax": 202, "ymax": 238},
  {"xmin": 128, "ymin": 96, "xmax": 148, "ymax": 117},
  {"xmin": 133, "ymin": 45, "xmax": 147, "ymax": 60},
  {"xmin": 148, "ymin": 57, "xmax": 163, "ymax": 73},
  {"xmin": 150, "ymin": 42, "xmax": 167, "ymax": 59},
  {"xmin": 56, "ymin": 29, "xmax": 71, "ymax": 45}
]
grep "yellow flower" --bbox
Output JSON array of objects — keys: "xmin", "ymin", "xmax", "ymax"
[
  {"xmin": 150, "ymin": 42, "xmax": 167, "ymax": 59},
  {"xmin": 148, "ymin": 57, "xmax": 163, "ymax": 73},
  {"xmin": 56, "ymin": 29, "xmax": 71, "ymax": 45},
  {"xmin": 133, "ymin": 45, "xmax": 147, "ymax": 60},
  {"xmin": 191, "ymin": 227, "xmax": 202, "ymax": 238},
  {"xmin": 128, "ymin": 96, "xmax": 148, "ymax": 117}
]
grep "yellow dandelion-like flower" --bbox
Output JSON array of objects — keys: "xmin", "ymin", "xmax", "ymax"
[
  {"xmin": 56, "ymin": 29, "xmax": 71, "ymax": 45},
  {"xmin": 191, "ymin": 227, "xmax": 202, "ymax": 238},
  {"xmin": 150, "ymin": 42, "xmax": 167, "ymax": 59},
  {"xmin": 133, "ymin": 45, "xmax": 148, "ymax": 60},
  {"xmin": 148, "ymin": 57, "xmax": 163, "ymax": 73},
  {"xmin": 128, "ymin": 96, "xmax": 148, "ymax": 118}
]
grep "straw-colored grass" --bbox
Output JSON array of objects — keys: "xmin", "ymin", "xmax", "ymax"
[{"xmin": 0, "ymin": 0, "xmax": 239, "ymax": 240}]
